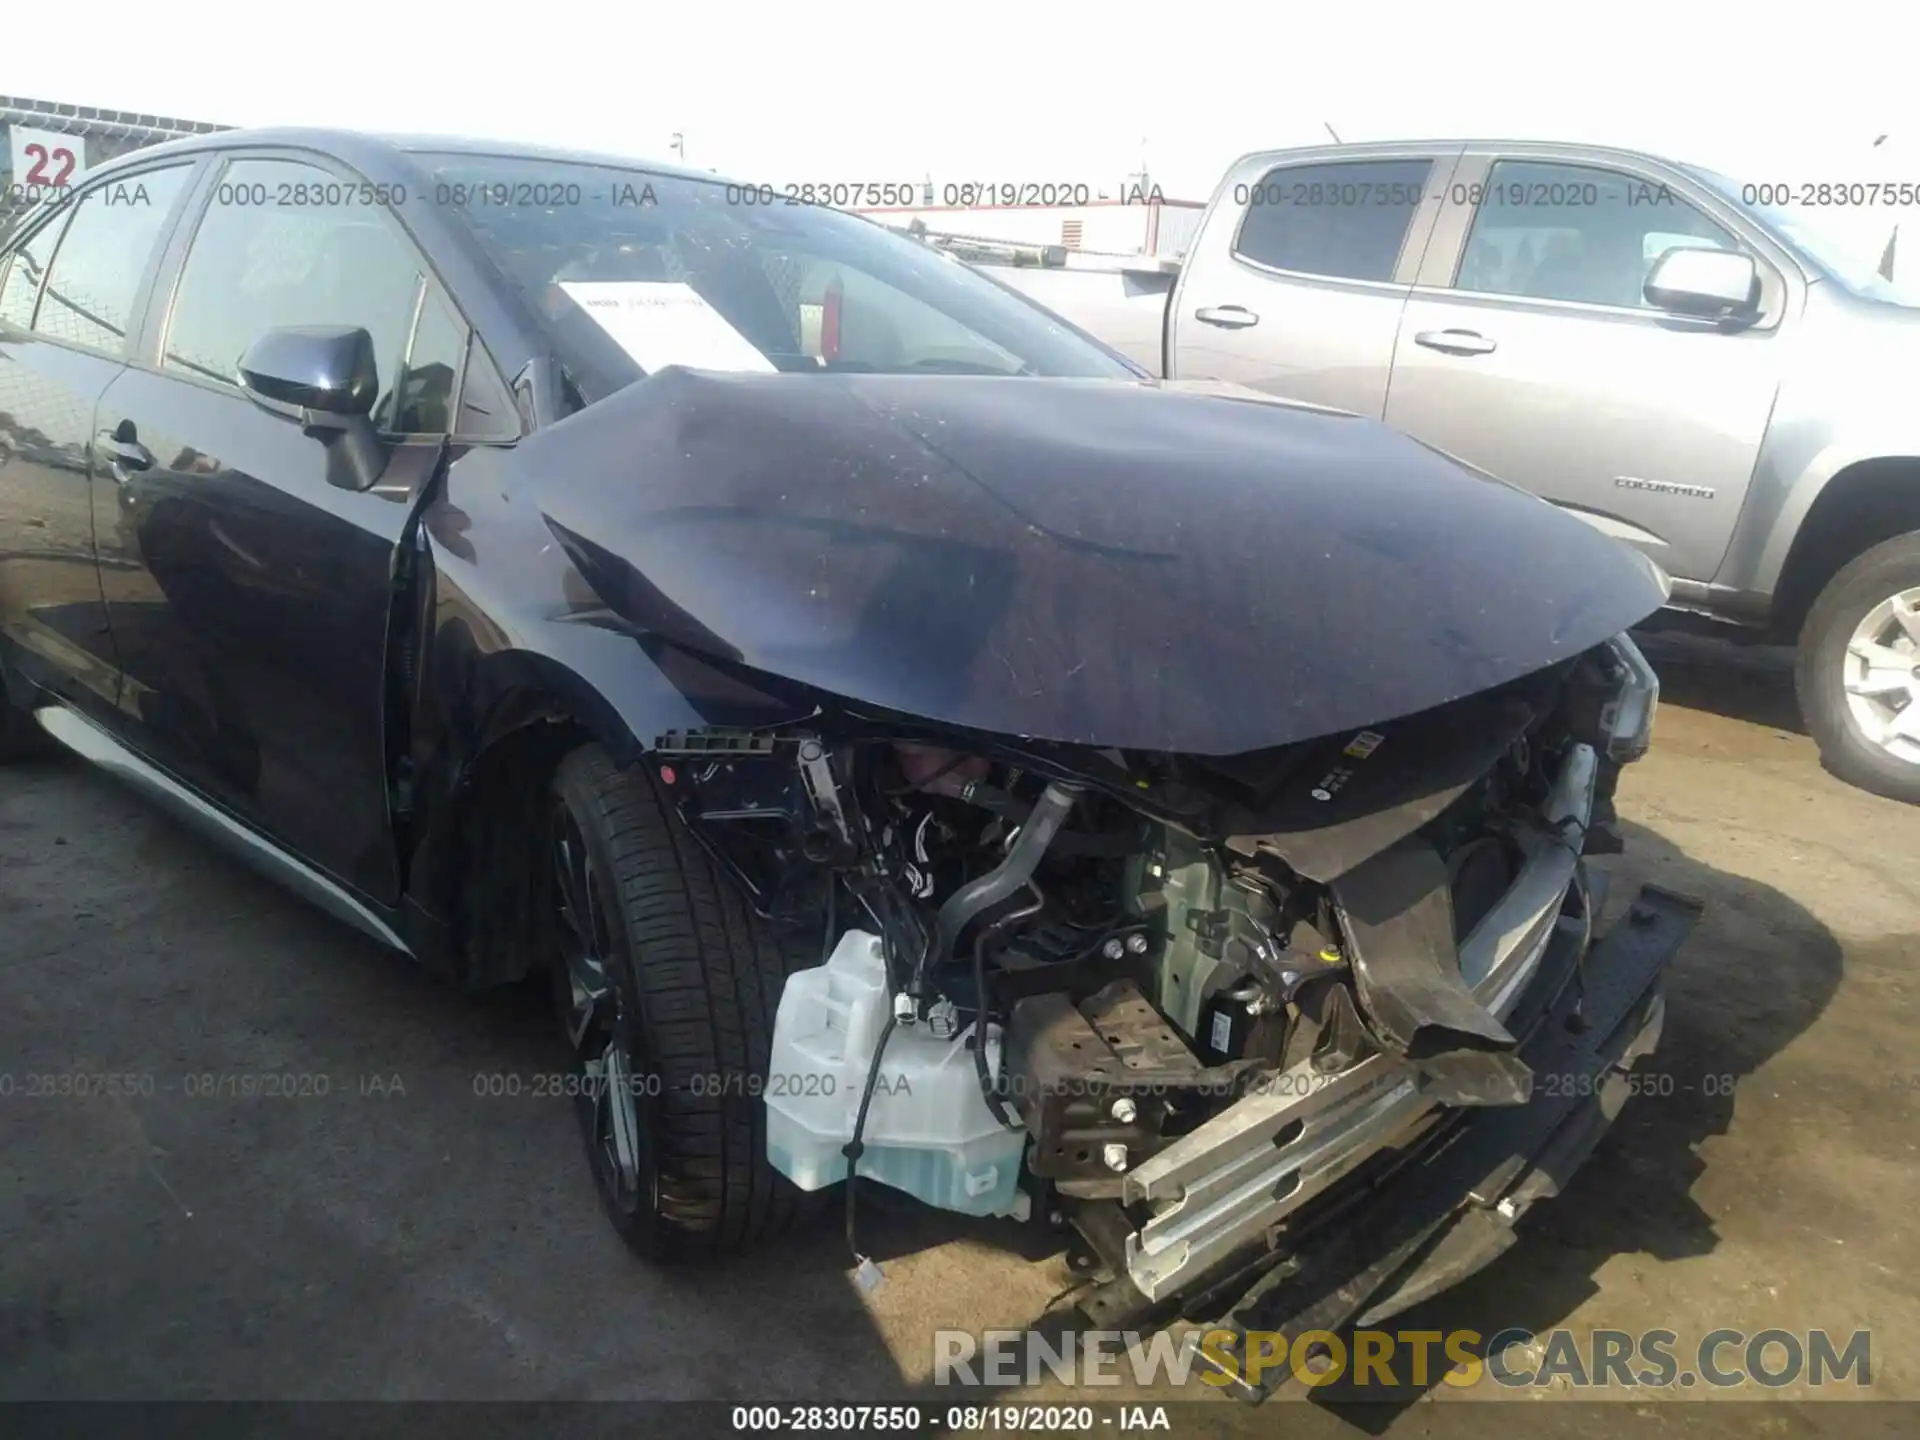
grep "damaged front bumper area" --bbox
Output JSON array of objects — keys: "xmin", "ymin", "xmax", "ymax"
[
  {"xmin": 1062, "ymin": 636, "xmax": 1694, "ymax": 1367},
  {"xmin": 1189, "ymin": 879, "xmax": 1697, "ymax": 1401}
]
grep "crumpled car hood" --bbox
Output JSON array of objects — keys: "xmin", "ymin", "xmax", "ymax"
[{"xmin": 511, "ymin": 367, "xmax": 1667, "ymax": 756}]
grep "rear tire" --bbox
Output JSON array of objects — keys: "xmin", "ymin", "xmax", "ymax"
[
  {"xmin": 546, "ymin": 742, "xmax": 817, "ymax": 1261},
  {"xmin": 0, "ymin": 662, "xmax": 53, "ymax": 762},
  {"xmin": 1796, "ymin": 531, "xmax": 1920, "ymax": 804}
]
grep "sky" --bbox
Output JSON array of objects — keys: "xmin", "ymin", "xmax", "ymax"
[{"xmin": 6, "ymin": 0, "xmax": 1917, "ymax": 260}]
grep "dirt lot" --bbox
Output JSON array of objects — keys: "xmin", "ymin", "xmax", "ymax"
[{"xmin": 1, "ymin": 630, "xmax": 1916, "ymax": 1437}]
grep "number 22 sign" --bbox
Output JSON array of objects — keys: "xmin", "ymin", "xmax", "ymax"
[{"xmin": 7, "ymin": 125, "xmax": 88, "ymax": 198}]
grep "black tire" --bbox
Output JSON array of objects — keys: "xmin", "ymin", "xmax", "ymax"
[
  {"xmin": 0, "ymin": 663, "xmax": 53, "ymax": 762},
  {"xmin": 1796, "ymin": 530, "xmax": 1920, "ymax": 804},
  {"xmin": 546, "ymin": 742, "xmax": 816, "ymax": 1261}
]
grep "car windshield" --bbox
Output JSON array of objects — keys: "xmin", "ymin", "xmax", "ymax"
[
  {"xmin": 409, "ymin": 150, "xmax": 1137, "ymax": 401},
  {"xmin": 1683, "ymin": 165, "xmax": 1920, "ymax": 307}
]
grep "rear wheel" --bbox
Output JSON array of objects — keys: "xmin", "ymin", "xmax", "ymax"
[
  {"xmin": 1797, "ymin": 531, "xmax": 1920, "ymax": 804},
  {"xmin": 0, "ymin": 661, "xmax": 53, "ymax": 762},
  {"xmin": 546, "ymin": 743, "xmax": 816, "ymax": 1261}
]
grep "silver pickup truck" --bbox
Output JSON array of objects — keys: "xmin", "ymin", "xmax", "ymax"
[{"xmin": 972, "ymin": 140, "xmax": 1920, "ymax": 802}]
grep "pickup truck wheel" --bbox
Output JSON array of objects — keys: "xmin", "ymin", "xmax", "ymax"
[
  {"xmin": 546, "ymin": 742, "xmax": 815, "ymax": 1261},
  {"xmin": 1797, "ymin": 532, "xmax": 1920, "ymax": 803}
]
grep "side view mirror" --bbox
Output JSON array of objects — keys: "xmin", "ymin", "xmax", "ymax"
[
  {"xmin": 239, "ymin": 325, "xmax": 379, "ymax": 414},
  {"xmin": 1644, "ymin": 247, "xmax": 1760, "ymax": 320},
  {"xmin": 238, "ymin": 326, "xmax": 388, "ymax": 492}
]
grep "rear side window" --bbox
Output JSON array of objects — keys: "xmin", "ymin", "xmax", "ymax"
[
  {"xmin": 31, "ymin": 166, "xmax": 191, "ymax": 352},
  {"xmin": 0, "ymin": 213, "xmax": 70, "ymax": 327},
  {"xmin": 1232, "ymin": 159, "xmax": 1434, "ymax": 283},
  {"xmin": 164, "ymin": 158, "xmax": 423, "ymax": 419}
]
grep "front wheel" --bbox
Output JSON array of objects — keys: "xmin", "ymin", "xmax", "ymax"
[
  {"xmin": 1796, "ymin": 531, "xmax": 1920, "ymax": 804},
  {"xmin": 545, "ymin": 743, "xmax": 817, "ymax": 1261}
]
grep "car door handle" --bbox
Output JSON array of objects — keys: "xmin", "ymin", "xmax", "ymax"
[
  {"xmin": 1194, "ymin": 305, "xmax": 1260, "ymax": 329},
  {"xmin": 1413, "ymin": 328, "xmax": 1497, "ymax": 356},
  {"xmin": 94, "ymin": 432, "xmax": 154, "ymax": 481}
]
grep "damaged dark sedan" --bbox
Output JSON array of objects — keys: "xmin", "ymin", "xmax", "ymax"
[{"xmin": 0, "ymin": 128, "xmax": 1697, "ymax": 1394}]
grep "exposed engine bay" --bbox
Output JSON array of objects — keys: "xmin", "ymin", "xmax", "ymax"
[{"xmin": 649, "ymin": 632, "xmax": 1664, "ymax": 1319}]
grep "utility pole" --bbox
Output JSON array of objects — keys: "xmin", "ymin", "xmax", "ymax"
[
  {"xmin": 669, "ymin": 132, "xmax": 685, "ymax": 161},
  {"xmin": 1124, "ymin": 137, "xmax": 1153, "ymax": 202}
]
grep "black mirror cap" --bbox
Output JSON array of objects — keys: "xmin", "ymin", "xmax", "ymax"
[
  {"xmin": 1644, "ymin": 246, "xmax": 1761, "ymax": 319},
  {"xmin": 239, "ymin": 326, "xmax": 379, "ymax": 416}
]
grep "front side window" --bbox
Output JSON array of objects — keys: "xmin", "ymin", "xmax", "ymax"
[
  {"xmin": 1454, "ymin": 160, "xmax": 1739, "ymax": 309},
  {"xmin": 30, "ymin": 165, "xmax": 190, "ymax": 351},
  {"xmin": 455, "ymin": 336, "xmax": 520, "ymax": 438},
  {"xmin": 410, "ymin": 150, "xmax": 1136, "ymax": 401},
  {"xmin": 387, "ymin": 284, "xmax": 466, "ymax": 435},
  {"xmin": 1231, "ymin": 159, "xmax": 1435, "ymax": 283},
  {"xmin": 164, "ymin": 158, "xmax": 424, "ymax": 424}
]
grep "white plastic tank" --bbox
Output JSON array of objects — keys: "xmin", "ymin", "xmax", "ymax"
[{"xmin": 765, "ymin": 930, "xmax": 1028, "ymax": 1218}]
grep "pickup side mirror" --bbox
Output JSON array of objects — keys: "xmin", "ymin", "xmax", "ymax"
[
  {"xmin": 237, "ymin": 326, "xmax": 388, "ymax": 492},
  {"xmin": 1644, "ymin": 247, "xmax": 1760, "ymax": 320}
]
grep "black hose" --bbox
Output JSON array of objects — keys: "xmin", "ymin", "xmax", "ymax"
[
  {"xmin": 969, "ymin": 883, "xmax": 1045, "ymax": 1131},
  {"xmin": 820, "ymin": 872, "xmax": 838, "ymax": 969},
  {"xmin": 842, "ymin": 1012, "xmax": 899, "ymax": 1264},
  {"xmin": 917, "ymin": 780, "xmax": 1081, "ymax": 995}
]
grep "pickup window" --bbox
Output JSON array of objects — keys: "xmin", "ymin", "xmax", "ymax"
[
  {"xmin": 1231, "ymin": 159, "xmax": 1434, "ymax": 283},
  {"xmin": 1454, "ymin": 160, "xmax": 1738, "ymax": 309}
]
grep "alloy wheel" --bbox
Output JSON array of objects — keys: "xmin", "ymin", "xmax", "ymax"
[
  {"xmin": 552, "ymin": 803, "xmax": 650, "ymax": 1213},
  {"xmin": 1842, "ymin": 584, "xmax": 1920, "ymax": 766}
]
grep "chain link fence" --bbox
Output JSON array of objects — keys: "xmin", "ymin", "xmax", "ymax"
[{"xmin": 1, "ymin": 96, "xmax": 230, "ymax": 241}]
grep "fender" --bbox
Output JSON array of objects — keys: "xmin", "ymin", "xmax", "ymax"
[
  {"xmin": 392, "ymin": 459, "xmax": 813, "ymax": 977},
  {"xmin": 1716, "ymin": 435, "xmax": 1920, "ymax": 604},
  {"xmin": 1712, "ymin": 317, "xmax": 1920, "ymax": 605}
]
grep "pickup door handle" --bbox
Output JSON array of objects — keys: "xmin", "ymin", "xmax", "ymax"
[
  {"xmin": 1413, "ymin": 328, "xmax": 1497, "ymax": 356},
  {"xmin": 1194, "ymin": 305, "xmax": 1260, "ymax": 329},
  {"xmin": 94, "ymin": 432, "xmax": 154, "ymax": 482}
]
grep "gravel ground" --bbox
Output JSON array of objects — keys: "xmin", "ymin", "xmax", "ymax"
[{"xmin": 1, "ymin": 629, "xmax": 1915, "ymax": 1437}]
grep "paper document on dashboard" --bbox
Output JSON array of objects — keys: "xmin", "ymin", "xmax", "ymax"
[{"xmin": 558, "ymin": 280, "xmax": 777, "ymax": 374}]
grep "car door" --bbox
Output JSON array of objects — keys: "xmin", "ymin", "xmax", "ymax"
[
  {"xmin": 1383, "ymin": 151, "xmax": 1794, "ymax": 584},
  {"xmin": 1167, "ymin": 148, "xmax": 1461, "ymax": 417},
  {"xmin": 0, "ymin": 161, "xmax": 198, "ymax": 721},
  {"xmin": 92, "ymin": 151, "xmax": 509, "ymax": 906}
]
